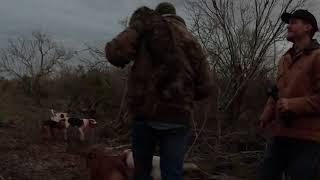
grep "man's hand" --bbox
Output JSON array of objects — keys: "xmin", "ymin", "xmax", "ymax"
[{"xmin": 277, "ymin": 98, "xmax": 290, "ymax": 113}]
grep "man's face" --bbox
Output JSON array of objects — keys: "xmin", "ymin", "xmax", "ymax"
[{"xmin": 286, "ymin": 18, "xmax": 312, "ymax": 42}]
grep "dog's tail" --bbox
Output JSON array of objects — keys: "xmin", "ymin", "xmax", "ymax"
[
  {"xmin": 183, "ymin": 162, "xmax": 200, "ymax": 172},
  {"xmin": 50, "ymin": 109, "xmax": 55, "ymax": 115},
  {"xmin": 41, "ymin": 120, "xmax": 52, "ymax": 133}
]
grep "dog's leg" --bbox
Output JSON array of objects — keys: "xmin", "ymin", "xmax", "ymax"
[
  {"xmin": 64, "ymin": 128, "xmax": 68, "ymax": 141},
  {"xmin": 45, "ymin": 126, "xmax": 51, "ymax": 139},
  {"xmin": 49, "ymin": 126, "xmax": 56, "ymax": 140},
  {"xmin": 79, "ymin": 128, "xmax": 85, "ymax": 141},
  {"xmin": 41, "ymin": 125, "xmax": 50, "ymax": 140}
]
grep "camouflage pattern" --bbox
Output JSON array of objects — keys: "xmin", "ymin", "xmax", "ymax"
[{"xmin": 105, "ymin": 7, "xmax": 213, "ymax": 125}]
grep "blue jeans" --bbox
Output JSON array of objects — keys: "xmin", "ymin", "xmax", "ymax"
[
  {"xmin": 257, "ymin": 136, "xmax": 320, "ymax": 180},
  {"xmin": 131, "ymin": 120, "xmax": 190, "ymax": 180}
]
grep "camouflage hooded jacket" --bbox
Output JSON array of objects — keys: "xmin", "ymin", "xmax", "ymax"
[{"xmin": 105, "ymin": 7, "xmax": 213, "ymax": 125}]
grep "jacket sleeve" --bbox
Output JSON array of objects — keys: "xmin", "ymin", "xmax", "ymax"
[
  {"xmin": 105, "ymin": 27, "xmax": 140, "ymax": 68},
  {"xmin": 259, "ymin": 56, "xmax": 284, "ymax": 123},
  {"xmin": 192, "ymin": 41, "xmax": 214, "ymax": 101},
  {"xmin": 260, "ymin": 97, "xmax": 276, "ymax": 123},
  {"xmin": 287, "ymin": 57, "xmax": 320, "ymax": 115}
]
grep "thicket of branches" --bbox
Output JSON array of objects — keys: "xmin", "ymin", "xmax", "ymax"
[{"xmin": 186, "ymin": 0, "xmax": 308, "ymax": 123}]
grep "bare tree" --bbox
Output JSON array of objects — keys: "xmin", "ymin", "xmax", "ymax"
[
  {"xmin": 186, "ymin": 0, "xmax": 309, "ymax": 124},
  {"xmin": 78, "ymin": 15, "xmax": 129, "ymax": 72},
  {"xmin": 0, "ymin": 31, "xmax": 74, "ymax": 104},
  {"xmin": 118, "ymin": 16, "xmax": 129, "ymax": 29},
  {"xmin": 77, "ymin": 44, "xmax": 110, "ymax": 72}
]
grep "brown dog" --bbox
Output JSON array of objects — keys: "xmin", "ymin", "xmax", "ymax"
[
  {"xmin": 86, "ymin": 146, "xmax": 200, "ymax": 180},
  {"xmin": 86, "ymin": 145, "xmax": 130, "ymax": 180}
]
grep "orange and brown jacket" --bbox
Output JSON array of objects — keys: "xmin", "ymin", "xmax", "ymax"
[
  {"xmin": 260, "ymin": 40, "xmax": 320, "ymax": 142},
  {"xmin": 105, "ymin": 9, "xmax": 213, "ymax": 126}
]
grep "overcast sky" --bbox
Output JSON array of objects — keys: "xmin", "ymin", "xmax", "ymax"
[
  {"xmin": 0, "ymin": 0, "xmax": 319, "ymax": 49},
  {"xmin": 0, "ymin": 0, "xmax": 186, "ymax": 48}
]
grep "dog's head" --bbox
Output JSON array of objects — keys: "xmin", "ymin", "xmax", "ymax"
[
  {"xmin": 85, "ymin": 144, "xmax": 129, "ymax": 180},
  {"xmin": 120, "ymin": 149, "xmax": 134, "ymax": 169},
  {"xmin": 50, "ymin": 111, "xmax": 68, "ymax": 122}
]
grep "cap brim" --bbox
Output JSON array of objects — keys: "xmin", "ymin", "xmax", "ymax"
[{"xmin": 281, "ymin": 12, "xmax": 292, "ymax": 24}]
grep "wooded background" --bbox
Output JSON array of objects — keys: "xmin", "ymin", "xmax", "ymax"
[{"xmin": 0, "ymin": 0, "xmax": 319, "ymax": 179}]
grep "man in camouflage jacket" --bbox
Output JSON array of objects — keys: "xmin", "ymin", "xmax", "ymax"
[{"xmin": 105, "ymin": 2, "xmax": 213, "ymax": 180}]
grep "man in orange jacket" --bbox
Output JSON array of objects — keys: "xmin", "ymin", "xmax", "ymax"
[{"xmin": 258, "ymin": 9, "xmax": 320, "ymax": 180}]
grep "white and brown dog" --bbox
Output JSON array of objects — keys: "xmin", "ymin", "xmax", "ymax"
[{"xmin": 42, "ymin": 109, "xmax": 97, "ymax": 142}]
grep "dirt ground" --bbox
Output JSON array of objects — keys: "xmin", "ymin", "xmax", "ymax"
[
  {"xmin": 0, "ymin": 121, "xmax": 89, "ymax": 180},
  {"xmin": 0, "ymin": 120, "xmax": 215, "ymax": 180}
]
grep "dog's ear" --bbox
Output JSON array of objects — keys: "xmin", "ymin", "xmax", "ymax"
[
  {"xmin": 84, "ymin": 145, "xmax": 101, "ymax": 160},
  {"xmin": 85, "ymin": 146, "xmax": 100, "ymax": 167},
  {"xmin": 87, "ymin": 150, "xmax": 97, "ymax": 160}
]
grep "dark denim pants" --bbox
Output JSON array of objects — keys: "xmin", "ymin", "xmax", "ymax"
[
  {"xmin": 257, "ymin": 136, "xmax": 320, "ymax": 180},
  {"xmin": 131, "ymin": 120, "xmax": 190, "ymax": 180}
]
